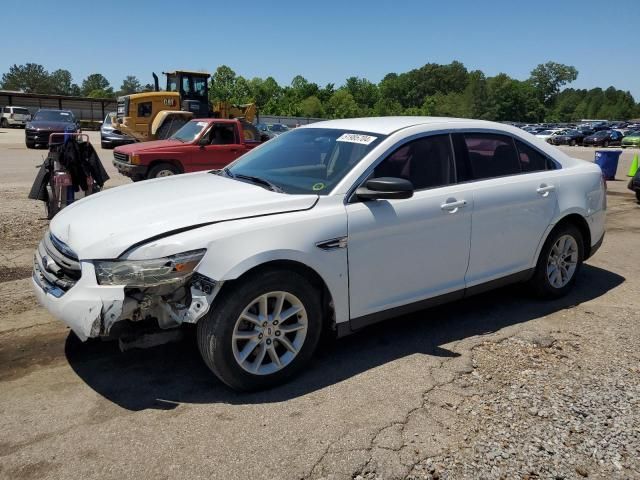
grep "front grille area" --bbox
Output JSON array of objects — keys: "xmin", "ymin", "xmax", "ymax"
[
  {"xmin": 33, "ymin": 232, "xmax": 81, "ymax": 297},
  {"xmin": 113, "ymin": 151, "xmax": 129, "ymax": 163},
  {"xmin": 26, "ymin": 129, "xmax": 64, "ymax": 144}
]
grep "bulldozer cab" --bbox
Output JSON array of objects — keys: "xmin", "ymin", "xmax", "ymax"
[{"xmin": 164, "ymin": 71, "xmax": 210, "ymax": 118}]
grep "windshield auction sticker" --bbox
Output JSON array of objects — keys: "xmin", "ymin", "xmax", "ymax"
[{"xmin": 336, "ymin": 133, "xmax": 377, "ymax": 145}]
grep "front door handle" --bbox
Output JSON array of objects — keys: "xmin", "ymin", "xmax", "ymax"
[
  {"xmin": 441, "ymin": 199, "xmax": 467, "ymax": 213},
  {"xmin": 536, "ymin": 184, "xmax": 555, "ymax": 196}
]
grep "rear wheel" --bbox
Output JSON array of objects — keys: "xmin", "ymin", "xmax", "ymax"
[
  {"xmin": 530, "ymin": 224, "xmax": 584, "ymax": 298},
  {"xmin": 147, "ymin": 163, "xmax": 180, "ymax": 179},
  {"xmin": 197, "ymin": 269, "xmax": 323, "ymax": 391},
  {"xmin": 0, "ymin": 118, "xmax": 8, "ymax": 128},
  {"xmin": 636, "ymin": 191, "xmax": 640, "ymax": 202}
]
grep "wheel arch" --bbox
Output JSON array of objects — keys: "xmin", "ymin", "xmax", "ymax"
[
  {"xmin": 535, "ymin": 212, "xmax": 592, "ymax": 265},
  {"xmin": 147, "ymin": 159, "xmax": 184, "ymax": 174},
  {"xmin": 214, "ymin": 258, "xmax": 337, "ymax": 335}
]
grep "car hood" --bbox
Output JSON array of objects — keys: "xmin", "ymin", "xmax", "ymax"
[
  {"xmin": 49, "ymin": 172, "xmax": 318, "ymax": 259},
  {"xmin": 27, "ymin": 121, "xmax": 75, "ymax": 130},
  {"xmin": 115, "ymin": 139, "xmax": 184, "ymax": 153}
]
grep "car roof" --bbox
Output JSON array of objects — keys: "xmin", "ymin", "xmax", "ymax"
[{"xmin": 302, "ymin": 116, "xmax": 496, "ymax": 135}]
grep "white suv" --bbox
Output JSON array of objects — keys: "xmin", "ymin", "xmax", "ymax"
[
  {"xmin": 1, "ymin": 106, "xmax": 31, "ymax": 128},
  {"xmin": 32, "ymin": 117, "xmax": 606, "ymax": 391}
]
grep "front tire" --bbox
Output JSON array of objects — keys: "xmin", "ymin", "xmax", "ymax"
[
  {"xmin": 147, "ymin": 162, "xmax": 180, "ymax": 179},
  {"xmin": 530, "ymin": 224, "xmax": 584, "ymax": 299},
  {"xmin": 197, "ymin": 269, "xmax": 323, "ymax": 391},
  {"xmin": 25, "ymin": 140, "xmax": 35, "ymax": 149}
]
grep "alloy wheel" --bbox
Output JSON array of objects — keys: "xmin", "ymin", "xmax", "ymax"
[
  {"xmin": 231, "ymin": 291, "xmax": 308, "ymax": 375},
  {"xmin": 546, "ymin": 235, "xmax": 578, "ymax": 288}
]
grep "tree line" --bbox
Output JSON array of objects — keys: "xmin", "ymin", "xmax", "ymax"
[{"xmin": 2, "ymin": 61, "xmax": 639, "ymax": 122}]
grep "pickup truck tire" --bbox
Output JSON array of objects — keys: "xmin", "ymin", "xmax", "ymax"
[
  {"xmin": 147, "ymin": 163, "xmax": 180, "ymax": 179},
  {"xmin": 530, "ymin": 224, "xmax": 584, "ymax": 299},
  {"xmin": 25, "ymin": 140, "xmax": 35, "ymax": 149},
  {"xmin": 197, "ymin": 269, "xmax": 323, "ymax": 391}
]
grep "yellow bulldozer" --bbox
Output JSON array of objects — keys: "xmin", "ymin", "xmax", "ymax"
[{"xmin": 113, "ymin": 70, "xmax": 258, "ymax": 142}]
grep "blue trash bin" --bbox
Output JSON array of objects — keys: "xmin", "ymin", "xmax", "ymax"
[{"xmin": 595, "ymin": 150, "xmax": 622, "ymax": 180}]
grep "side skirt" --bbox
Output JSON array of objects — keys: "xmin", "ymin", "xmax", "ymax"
[{"xmin": 342, "ymin": 269, "xmax": 534, "ymax": 336}]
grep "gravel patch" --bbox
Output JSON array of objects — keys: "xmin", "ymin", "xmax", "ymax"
[{"xmin": 407, "ymin": 330, "xmax": 640, "ymax": 480}]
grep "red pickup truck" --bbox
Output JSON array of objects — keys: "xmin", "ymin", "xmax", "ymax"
[{"xmin": 112, "ymin": 118, "xmax": 263, "ymax": 180}]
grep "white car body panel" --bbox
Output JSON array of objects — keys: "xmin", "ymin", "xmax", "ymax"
[{"xmin": 33, "ymin": 117, "xmax": 606, "ymax": 342}]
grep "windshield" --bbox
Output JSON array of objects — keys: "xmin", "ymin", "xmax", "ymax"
[
  {"xmin": 103, "ymin": 113, "xmax": 113, "ymax": 125},
  {"xmin": 171, "ymin": 120, "xmax": 209, "ymax": 142},
  {"xmin": 226, "ymin": 128, "xmax": 385, "ymax": 195},
  {"xmin": 33, "ymin": 110, "xmax": 75, "ymax": 122},
  {"xmin": 14, "ymin": 108, "xmax": 30, "ymax": 115},
  {"xmin": 537, "ymin": 130, "xmax": 553, "ymax": 135}
]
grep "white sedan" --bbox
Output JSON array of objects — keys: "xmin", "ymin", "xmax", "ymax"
[{"xmin": 33, "ymin": 117, "xmax": 606, "ymax": 391}]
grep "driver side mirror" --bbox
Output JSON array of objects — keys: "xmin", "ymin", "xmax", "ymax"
[
  {"xmin": 356, "ymin": 177, "xmax": 414, "ymax": 201},
  {"xmin": 198, "ymin": 136, "xmax": 209, "ymax": 147}
]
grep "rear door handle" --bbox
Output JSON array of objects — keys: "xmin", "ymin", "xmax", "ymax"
[
  {"xmin": 441, "ymin": 199, "xmax": 467, "ymax": 212},
  {"xmin": 536, "ymin": 184, "xmax": 555, "ymax": 196}
]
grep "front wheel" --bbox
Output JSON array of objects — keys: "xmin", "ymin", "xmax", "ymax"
[
  {"xmin": 147, "ymin": 163, "xmax": 180, "ymax": 179},
  {"xmin": 197, "ymin": 269, "xmax": 323, "ymax": 391},
  {"xmin": 570, "ymin": 139, "xmax": 577, "ymax": 146},
  {"xmin": 530, "ymin": 224, "xmax": 584, "ymax": 299}
]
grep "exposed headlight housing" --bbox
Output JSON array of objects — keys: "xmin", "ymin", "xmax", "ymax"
[{"xmin": 95, "ymin": 249, "xmax": 206, "ymax": 287}]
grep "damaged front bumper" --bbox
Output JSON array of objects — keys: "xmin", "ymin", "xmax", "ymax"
[{"xmin": 33, "ymin": 256, "xmax": 221, "ymax": 342}]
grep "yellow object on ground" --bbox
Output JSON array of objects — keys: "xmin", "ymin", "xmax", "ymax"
[{"xmin": 628, "ymin": 154, "xmax": 639, "ymax": 177}]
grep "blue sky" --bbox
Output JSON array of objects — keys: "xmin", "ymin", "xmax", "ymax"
[{"xmin": 1, "ymin": 0, "xmax": 638, "ymax": 99}]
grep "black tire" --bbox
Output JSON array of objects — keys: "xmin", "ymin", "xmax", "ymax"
[
  {"xmin": 0, "ymin": 118, "xmax": 8, "ymax": 128},
  {"xmin": 636, "ymin": 191, "xmax": 640, "ymax": 203},
  {"xmin": 147, "ymin": 163, "xmax": 180, "ymax": 179},
  {"xmin": 25, "ymin": 140, "xmax": 35, "ymax": 149},
  {"xmin": 570, "ymin": 139, "xmax": 577, "ymax": 146},
  {"xmin": 197, "ymin": 269, "xmax": 323, "ymax": 391},
  {"xmin": 530, "ymin": 224, "xmax": 584, "ymax": 299},
  {"xmin": 603, "ymin": 140, "xmax": 609, "ymax": 148}
]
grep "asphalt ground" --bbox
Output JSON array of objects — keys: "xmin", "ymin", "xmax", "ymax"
[{"xmin": 0, "ymin": 126, "xmax": 638, "ymax": 479}]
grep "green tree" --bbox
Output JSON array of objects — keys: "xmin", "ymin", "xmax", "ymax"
[
  {"xmin": 529, "ymin": 61, "xmax": 578, "ymax": 105},
  {"xmin": 345, "ymin": 77, "xmax": 379, "ymax": 111},
  {"xmin": 209, "ymin": 65, "xmax": 238, "ymax": 103},
  {"xmin": 81, "ymin": 73, "xmax": 113, "ymax": 97},
  {"xmin": 1, "ymin": 63, "xmax": 51, "ymax": 93},
  {"xmin": 326, "ymin": 90, "xmax": 359, "ymax": 118},
  {"xmin": 48, "ymin": 69, "xmax": 75, "ymax": 95},
  {"xmin": 118, "ymin": 75, "xmax": 142, "ymax": 95},
  {"xmin": 299, "ymin": 96, "xmax": 324, "ymax": 117}
]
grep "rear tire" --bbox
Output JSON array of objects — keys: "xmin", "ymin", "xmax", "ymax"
[
  {"xmin": 25, "ymin": 140, "xmax": 35, "ymax": 149},
  {"xmin": 530, "ymin": 224, "xmax": 584, "ymax": 299},
  {"xmin": 147, "ymin": 163, "xmax": 180, "ymax": 179},
  {"xmin": 197, "ymin": 269, "xmax": 323, "ymax": 391},
  {"xmin": 0, "ymin": 118, "xmax": 8, "ymax": 128}
]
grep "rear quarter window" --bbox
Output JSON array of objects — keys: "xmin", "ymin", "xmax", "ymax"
[
  {"xmin": 460, "ymin": 133, "xmax": 521, "ymax": 180},
  {"xmin": 515, "ymin": 140, "xmax": 554, "ymax": 172}
]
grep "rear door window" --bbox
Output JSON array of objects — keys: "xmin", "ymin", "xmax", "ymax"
[
  {"xmin": 454, "ymin": 133, "xmax": 521, "ymax": 181},
  {"xmin": 515, "ymin": 140, "xmax": 553, "ymax": 172}
]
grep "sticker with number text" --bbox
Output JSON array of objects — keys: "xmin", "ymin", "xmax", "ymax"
[{"xmin": 336, "ymin": 133, "xmax": 377, "ymax": 145}]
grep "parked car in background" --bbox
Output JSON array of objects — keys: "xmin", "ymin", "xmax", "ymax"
[
  {"xmin": 1, "ymin": 106, "xmax": 31, "ymax": 128},
  {"xmin": 582, "ymin": 130, "xmax": 623, "ymax": 147},
  {"xmin": 268, "ymin": 123, "xmax": 290, "ymax": 136},
  {"xmin": 547, "ymin": 129, "xmax": 585, "ymax": 146},
  {"xmin": 113, "ymin": 118, "xmax": 262, "ymax": 181},
  {"xmin": 33, "ymin": 117, "xmax": 606, "ymax": 391},
  {"xmin": 577, "ymin": 126, "xmax": 595, "ymax": 137},
  {"xmin": 100, "ymin": 112, "xmax": 135, "ymax": 149},
  {"xmin": 535, "ymin": 129, "xmax": 564, "ymax": 142},
  {"xmin": 621, "ymin": 131, "xmax": 640, "ymax": 148},
  {"xmin": 25, "ymin": 109, "xmax": 80, "ymax": 148}
]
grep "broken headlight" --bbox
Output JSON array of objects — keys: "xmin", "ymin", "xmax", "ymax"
[{"xmin": 95, "ymin": 249, "xmax": 206, "ymax": 287}]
